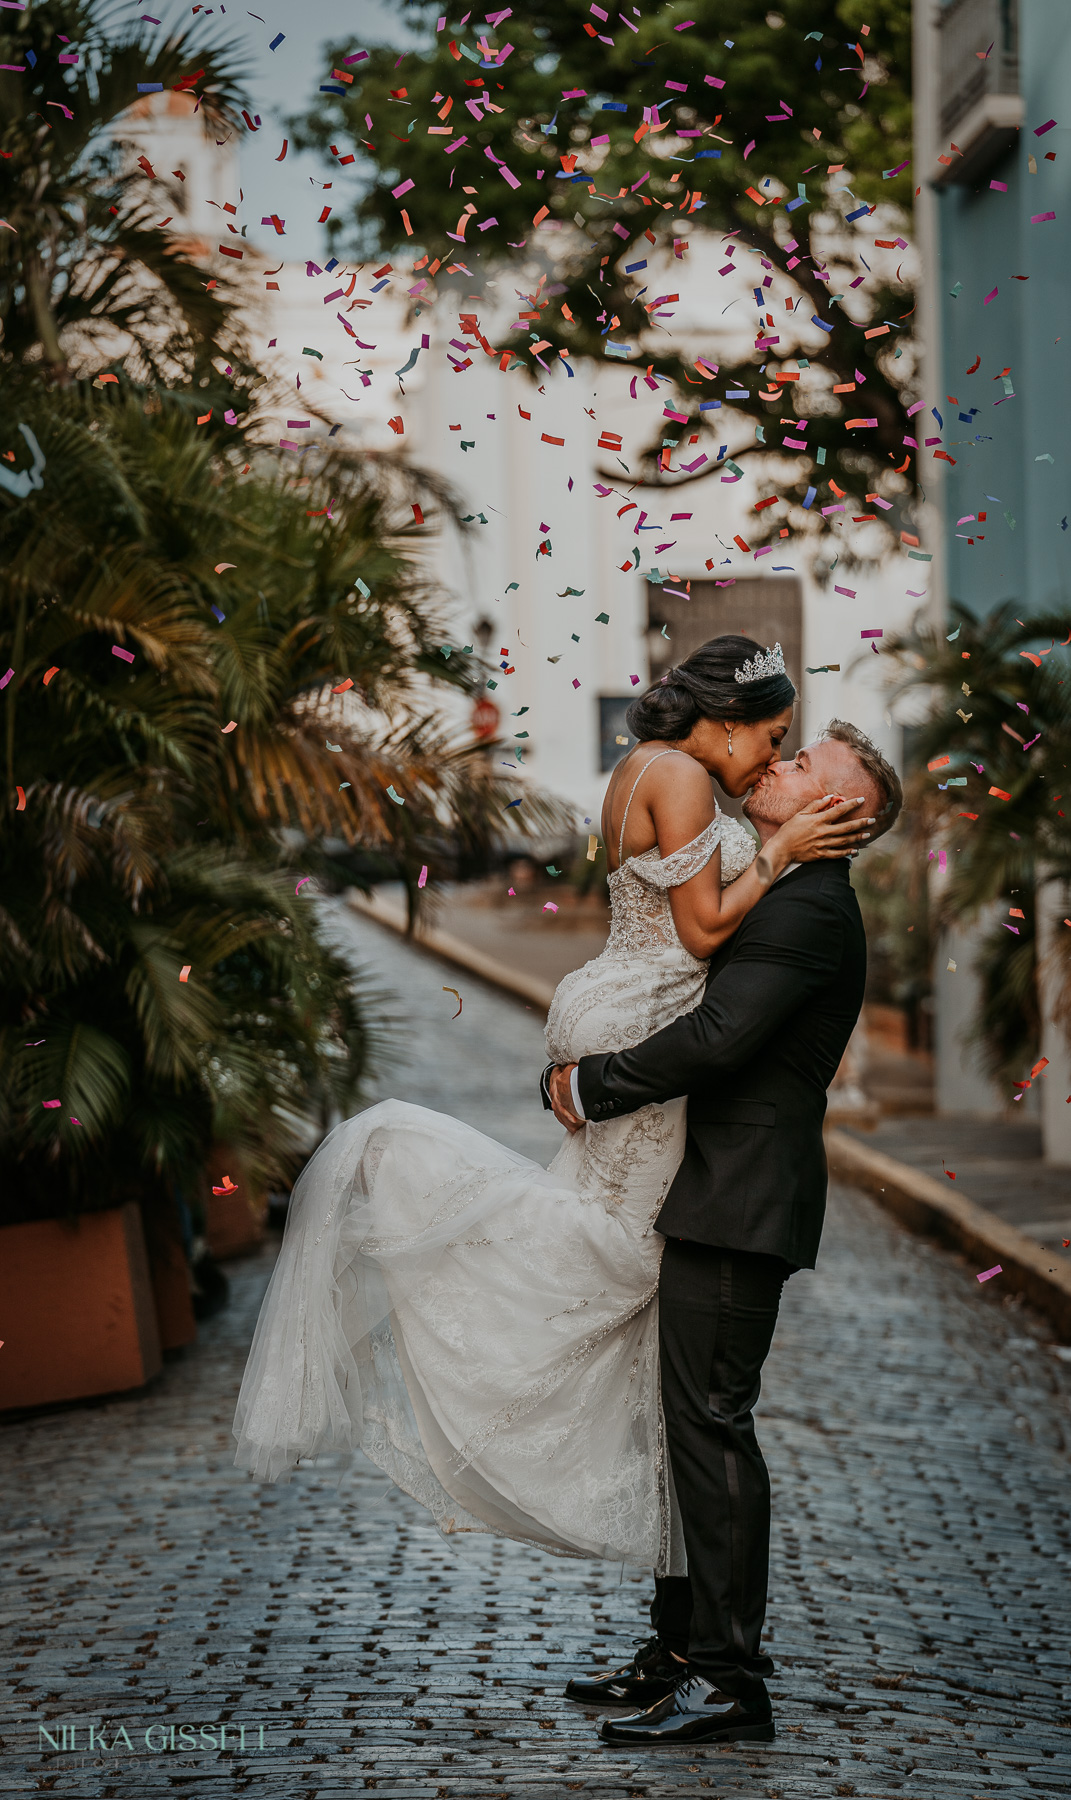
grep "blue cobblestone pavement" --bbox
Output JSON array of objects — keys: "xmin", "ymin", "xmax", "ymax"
[{"xmin": 3, "ymin": 909, "xmax": 1071, "ymax": 1798}]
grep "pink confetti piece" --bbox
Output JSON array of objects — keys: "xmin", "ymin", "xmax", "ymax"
[
  {"xmin": 543, "ymin": 902, "xmax": 559, "ymax": 914},
  {"xmin": 179, "ymin": 966, "xmax": 191, "ymax": 982},
  {"xmin": 111, "ymin": 645, "xmax": 134, "ymax": 663},
  {"xmin": 1031, "ymin": 211, "xmax": 1056, "ymax": 223},
  {"xmin": 418, "ymin": 864, "xmax": 428, "ymax": 888},
  {"xmin": 42, "ymin": 1099, "xmax": 61, "ymax": 1109},
  {"xmin": 295, "ymin": 876, "xmax": 311, "ymax": 894},
  {"xmin": 1034, "ymin": 119, "xmax": 1057, "ymax": 136},
  {"xmin": 976, "ymin": 1264, "xmax": 1002, "ymax": 1283},
  {"xmin": 984, "ymin": 286, "xmax": 998, "ymax": 305},
  {"xmin": 221, "ymin": 720, "xmax": 238, "ymax": 733}
]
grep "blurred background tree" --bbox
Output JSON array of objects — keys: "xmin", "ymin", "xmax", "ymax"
[{"xmin": 294, "ymin": 0, "xmax": 914, "ymax": 555}]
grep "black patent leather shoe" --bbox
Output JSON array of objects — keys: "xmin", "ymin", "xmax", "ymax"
[
  {"xmin": 564, "ymin": 1636, "xmax": 686, "ymax": 1706},
  {"xmin": 598, "ymin": 1674, "xmax": 774, "ymax": 1745}
]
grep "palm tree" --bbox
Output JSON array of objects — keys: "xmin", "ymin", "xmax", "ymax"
[
  {"xmin": 0, "ymin": 385, "xmax": 569, "ymax": 1223},
  {"xmin": 0, "ymin": 0, "xmax": 250, "ymax": 386},
  {"xmin": 885, "ymin": 603, "xmax": 1071, "ymax": 1086}
]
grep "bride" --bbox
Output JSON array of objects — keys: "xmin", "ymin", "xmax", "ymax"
[{"xmin": 232, "ymin": 636, "xmax": 864, "ymax": 1574}]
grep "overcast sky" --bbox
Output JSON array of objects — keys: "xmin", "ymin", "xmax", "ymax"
[{"xmin": 150, "ymin": 0, "xmax": 422, "ymax": 259}]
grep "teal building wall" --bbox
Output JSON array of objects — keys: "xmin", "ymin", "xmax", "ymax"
[{"xmin": 934, "ymin": 0, "xmax": 1070, "ymax": 620}]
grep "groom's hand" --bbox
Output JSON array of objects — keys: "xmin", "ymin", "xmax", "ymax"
[{"xmin": 549, "ymin": 1063, "xmax": 583, "ymax": 1133}]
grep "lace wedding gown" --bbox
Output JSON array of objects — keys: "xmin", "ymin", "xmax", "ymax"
[{"xmin": 233, "ymin": 762, "xmax": 757, "ymax": 1574}]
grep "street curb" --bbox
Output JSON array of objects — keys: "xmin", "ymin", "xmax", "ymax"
[
  {"xmin": 345, "ymin": 888, "xmax": 557, "ymax": 1013},
  {"xmin": 825, "ymin": 1128, "xmax": 1071, "ymax": 1343},
  {"xmin": 346, "ymin": 888, "xmax": 1071, "ymax": 1343}
]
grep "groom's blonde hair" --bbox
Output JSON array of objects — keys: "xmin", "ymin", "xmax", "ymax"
[{"xmin": 819, "ymin": 720, "xmax": 903, "ymax": 838}]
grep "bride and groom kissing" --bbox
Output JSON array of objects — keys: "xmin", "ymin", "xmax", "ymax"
[{"xmin": 234, "ymin": 634, "xmax": 902, "ymax": 1749}]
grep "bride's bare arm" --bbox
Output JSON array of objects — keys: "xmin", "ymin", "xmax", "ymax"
[{"xmin": 635, "ymin": 757, "xmax": 871, "ymax": 960}]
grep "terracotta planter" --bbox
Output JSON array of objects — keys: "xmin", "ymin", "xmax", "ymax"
[
  {"xmin": 202, "ymin": 1147, "xmax": 268, "ymax": 1259},
  {"xmin": 142, "ymin": 1201, "xmax": 197, "ymax": 1352},
  {"xmin": 0, "ymin": 1203, "xmax": 162, "ymax": 1411}
]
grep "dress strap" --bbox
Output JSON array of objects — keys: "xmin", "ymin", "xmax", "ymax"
[{"xmin": 616, "ymin": 749, "xmax": 687, "ymax": 864}]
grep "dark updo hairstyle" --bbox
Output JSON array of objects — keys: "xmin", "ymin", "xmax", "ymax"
[{"xmin": 626, "ymin": 635, "xmax": 796, "ymax": 742}]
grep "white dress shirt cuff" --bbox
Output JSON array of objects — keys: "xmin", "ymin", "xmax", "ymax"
[{"xmin": 569, "ymin": 1065, "xmax": 586, "ymax": 1121}]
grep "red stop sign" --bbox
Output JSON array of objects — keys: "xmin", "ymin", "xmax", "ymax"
[{"xmin": 471, "ymin": 697, "xmax": 501, "ymax": 741}]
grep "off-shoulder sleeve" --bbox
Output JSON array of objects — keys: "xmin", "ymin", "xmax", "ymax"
[{"xmin": 630, "ymin": 816, "xmax": 722, "ymax": 891}]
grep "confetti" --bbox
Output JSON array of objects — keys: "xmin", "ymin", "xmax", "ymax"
[
  {"xmin": 442, "ymin": 985, "xmax": 463, "ymax": 1018},
  {"xmin": 976, "ymin": 1265, "xmax": 1002, "ymax": 1283},
  {"xmin": 179, "ymin": 965, "xmax": 191, "ymax": 982}
]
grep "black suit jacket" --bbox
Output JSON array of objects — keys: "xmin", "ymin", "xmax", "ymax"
[{"xmin": 573, "ymin": 860, "xmax": 866, "ymax": 1270}]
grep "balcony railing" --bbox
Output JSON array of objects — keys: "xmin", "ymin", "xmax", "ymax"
[{"xmin": 935, "ymin": 0, "xmax": 1020, "ymax": 180}]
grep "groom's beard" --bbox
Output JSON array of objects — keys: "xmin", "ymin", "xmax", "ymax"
[{"xmin": 743, "ymin": 780, "xmax": 799, "ymax": 827}]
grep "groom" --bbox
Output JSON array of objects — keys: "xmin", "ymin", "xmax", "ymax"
[{"xmin": 542, "ymin": 720, "xmax": 902, "ymax": 1747}]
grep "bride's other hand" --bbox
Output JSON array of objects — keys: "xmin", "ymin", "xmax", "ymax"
[{"xmin": 755, "ymin": 794, "xmax": 874, "ymax": 885}]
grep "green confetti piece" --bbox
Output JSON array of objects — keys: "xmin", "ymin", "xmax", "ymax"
[
  {"xmin": 386, "ymin": 784, "xmax": 405, "ymax": 804},
  {"xmin": 595, "ymin": 612, "xmax": 609, "ymax": 623},
  {"xmin": 326, "ymin": 739, "xmax": 342, "ymax": 751}
]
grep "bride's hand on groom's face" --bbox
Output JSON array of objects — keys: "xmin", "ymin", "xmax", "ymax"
[
  {"xmin": 549, "ymin": 1064, "xmax": 584, "ymax": 1133},
  {"xmin": 774, "ymin": 793, "xmax": 876, "ymax": 865}
]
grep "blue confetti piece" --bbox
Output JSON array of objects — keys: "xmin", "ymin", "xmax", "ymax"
[
  {"xmin": 137, "ymin": 82, "xmax": 163, "ymax": 92},
  {"xmin": 268, "ymin": 31, "xmax": 284, "ymax": 49},
  {"xmin": 803, "ymin": 486, "xmax": 817, "ymax": 510},
  {"xmin": 811, "ymin": 315, "xmax": 834, "ymax": 332},
  {"xmin": 846, "ymin": 204, "xmax": 870, "ymax": 221}
]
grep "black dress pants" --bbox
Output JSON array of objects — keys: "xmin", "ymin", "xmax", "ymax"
[{"xmin": 650, "ymin": 1238, "xmax": 793, "ymax": 1700}]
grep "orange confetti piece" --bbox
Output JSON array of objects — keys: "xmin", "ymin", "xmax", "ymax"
[
  {"xmin": 179, "ymin": 965, "xmax": 191, "ymax": 982},
  {"xmin": 221, "ymin": 720, "xmax": 238, "ymax": 734},
  {"xmin": 43, "ymin": 666, "xmax": 59, "ymax": 685}
]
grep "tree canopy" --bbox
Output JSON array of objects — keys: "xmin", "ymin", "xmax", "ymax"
[{"xmin": 295, "ymin": 0, "xmax": 915, "ymax": 548}]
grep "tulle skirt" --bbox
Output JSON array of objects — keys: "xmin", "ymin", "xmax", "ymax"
[{"xmin": 232, "ymin": 1095, "xmax": 688, "ymax": 1571}]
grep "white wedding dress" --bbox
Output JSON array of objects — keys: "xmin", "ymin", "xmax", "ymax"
[{"xmin": 233, "ymin": 759, "xmax": 758, "ymax": 1574}]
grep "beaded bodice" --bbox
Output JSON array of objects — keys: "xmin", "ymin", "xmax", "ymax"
[{"xmin": 606, "ymin": 812, "xmax": 758, "ymax": 958}]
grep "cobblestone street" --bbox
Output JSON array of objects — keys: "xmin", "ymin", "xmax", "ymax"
[{"xmin": 4, "ymin": 908, "xmax": 1071, "ymax": 1799}]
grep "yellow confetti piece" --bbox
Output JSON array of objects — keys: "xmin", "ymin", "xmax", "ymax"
[{"xmin": 586, "ymin": 834, "xmax": 599, "ymax": 861}]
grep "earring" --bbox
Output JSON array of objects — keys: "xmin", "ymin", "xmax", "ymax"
[{"xmin": 727, "ymin": 726, "xmax": 734, "ymax": 756}]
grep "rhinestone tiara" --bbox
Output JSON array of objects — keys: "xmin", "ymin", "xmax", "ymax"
[{"xmin": 734, "ymin": 642, "xmax": 787, "ymax": 685}]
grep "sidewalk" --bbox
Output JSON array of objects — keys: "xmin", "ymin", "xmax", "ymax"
[{"xmin": 841, "ymin": 1115, "xmax": 1071, "ymax": 1258}]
